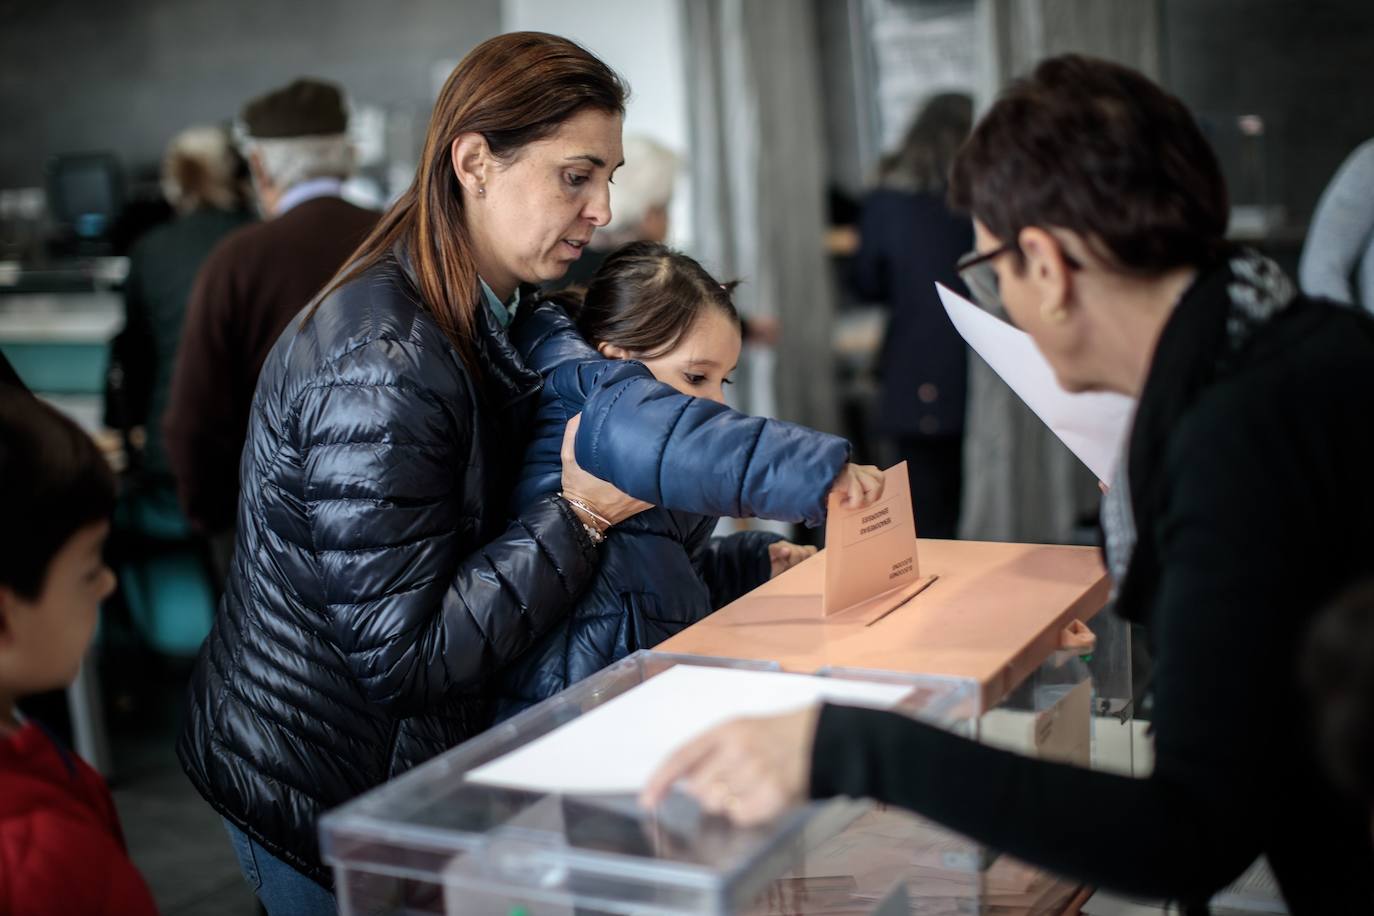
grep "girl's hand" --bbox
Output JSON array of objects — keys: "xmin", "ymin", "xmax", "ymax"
[
  {"xmin": 829, "ymin": 463, "xmax": 885, "ymax": 510},
  {"xmin": 560, "ymin": 414, "xmax": 651, "ymax": 530},
  {"xmin": 769, "ymin": 541, "xmax": 817, "ymax": 579},
  {"xmin": 639, "ymin": 706, "xmax": 820, "ymax": 826}
]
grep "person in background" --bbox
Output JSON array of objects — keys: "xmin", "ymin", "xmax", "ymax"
[
  {"xmin": 496, "ymin": 241, "xmax": 882, "ymax": 718},
  {"xmin": 0, "ymin": 388, "xmax": 158, "ymax": 916},
  {"xmin": 177, "ymin": 34, "xmax": 648, "ymax": 912},
  {"xmin": 560, "ymin": 134, "xmax": 678, "ymax": 287},
  {"xmin": 1299, "ymin": 137, "xmax": 1374, "ymax": 310},
  {"xmin": 850, "ymin": 93, "xmax": 974, "ymax": 540},
  {"xmin": 643, "ymin": 56, "xmax": 1374, "ymax": 913},
  {"xmin": 108, "ymin": 125, "xmax": 254, "ymax": 490},
  {"xmin": 163, "ymin": 78, "xmax": 378, "ymax": 578},
  {"xmin": 561, "ymin": 135, "xmax": 781, "ymax": 345}
]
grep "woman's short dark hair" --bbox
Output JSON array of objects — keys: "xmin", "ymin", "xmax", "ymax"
[
  {"xmin": 562, "ymin": 241, "xmax": 741, "ymax": 357},
  {"xmin": 949, "ymin": 54, "xmax": 1230, "ymax": 273},
  {"xmin": 0, "ymin": 389, "xmax": 117, "ymax": 600},
  {"xmin": 1303, "ymin": 579, "xmax": 1374, "ymax": 803}
]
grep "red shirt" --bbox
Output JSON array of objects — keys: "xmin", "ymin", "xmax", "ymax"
[{"xmin": 0, "ymin": 722, "xmax": 157, "ymax": 915}]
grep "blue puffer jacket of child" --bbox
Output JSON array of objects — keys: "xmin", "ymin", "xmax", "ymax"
[{"xmin": 495, "ymin": 300, "xmax": 851, "ymax": 718}]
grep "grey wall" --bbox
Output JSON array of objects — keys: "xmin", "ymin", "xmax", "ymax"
[
  {"xmin": 0, "ymin": 0, "xmax": 502, "ymax": 186},
  {"xmin": 1162, "ymin": 0, "xmax": 1374, "ymax": 227}
]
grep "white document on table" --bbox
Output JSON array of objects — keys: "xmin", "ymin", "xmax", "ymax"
[
  {"xmin": 466, "ymin": 665, "xmax": 913, "ymax": 795},
  {"xmin": 936, "ymin": 283, "xmax": 1135, "ymax": 483}
]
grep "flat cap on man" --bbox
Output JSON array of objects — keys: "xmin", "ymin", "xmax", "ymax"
[{"xmin": 241, "ymin": 78, "xmax": 347, "ymax": 139}]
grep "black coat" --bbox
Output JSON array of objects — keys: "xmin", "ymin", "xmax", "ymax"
[
  {"xmin": 851, "ymin": 189, "xmax": 973, "ymax": 438},
  {"xmin": 812, "ymin": 262, "xmax": 1374, "ymax": 911},
  {"xmin": 177, "ymin": 256, "xmax": 599, "ymax": 884},
  {"xmin": 494, "ymin": 302, "xmax": 849, "ymax": 719}
]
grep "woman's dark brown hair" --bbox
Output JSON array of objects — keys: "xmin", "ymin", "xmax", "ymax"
[
  {"xmin": 949, "ymin": 54, "xmax": 1229, "ymax": 273},
  {"xmin": 314, "ymin": 32, "xmax": 627, "ymax": 367},
  {"xmin": 558, "ymin": 241, "xmax": 740, "ymax": 357}
]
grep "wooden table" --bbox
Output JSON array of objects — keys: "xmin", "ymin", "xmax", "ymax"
[{"xmin": 659, "ymin": 538, "xmax": 1110, "ymax": 712}]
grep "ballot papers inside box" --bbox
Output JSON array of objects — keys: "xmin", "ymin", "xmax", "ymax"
[{"xmin": 320, "ymin": 651, "xmax": 979, "ymax": 916}]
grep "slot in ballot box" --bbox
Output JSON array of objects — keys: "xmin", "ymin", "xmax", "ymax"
[{"xmin": 320, "ymin": 651, "xmax": 982, "ymax": 915}]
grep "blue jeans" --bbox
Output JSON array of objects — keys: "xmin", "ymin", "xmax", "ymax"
[{"xmin": 224, "ymin": 819, "xmax": 337, "ymax": 916}]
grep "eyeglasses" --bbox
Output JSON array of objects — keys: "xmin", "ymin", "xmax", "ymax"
[
  {"xmin": 955, "ymin": 243, "xmax": 1018, "ymax": 312},
  {"xmin": 955, "ymin": 242, "xmax": 1084, "ymax": 313}
]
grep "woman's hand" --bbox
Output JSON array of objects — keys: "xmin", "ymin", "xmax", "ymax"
[
  {"xmin": 769, "ymin": 541, "xmax": 817, "ymax": 578},
  {"xmin": 829, "ymin": 463, "xmax": 886, "ymax": 509},
  {"xmin": 560, "ymin": 414, "xmax": 651, "ymax": 531},
  {"xmin": 639, "ymin": 706, "xmax": 820, "ymax": 826}
]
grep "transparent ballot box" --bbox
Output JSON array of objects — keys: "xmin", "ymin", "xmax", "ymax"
[
  {"xmin": 756, "ymin": 611, "xmax": 1136, "ymax": 916},
  {"xmin": 321, "ymin": 651, "xmax": 979, "ymax": 915}
]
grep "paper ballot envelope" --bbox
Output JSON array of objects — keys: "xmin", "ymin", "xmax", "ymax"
[
  {"xmin": 823, "ymin": 462, "xmax": 936, "ymax": 620},
  {"xmin": 936, "ymin": 283, "xmax": 1134, "ymax": 483}
]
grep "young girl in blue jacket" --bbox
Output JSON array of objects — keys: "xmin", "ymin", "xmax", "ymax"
[{"xmin": 497, "ymin": 241, "xmax": 883, "ymax": 718}]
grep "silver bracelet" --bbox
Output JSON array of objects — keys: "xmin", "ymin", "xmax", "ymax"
[
  {"xmin": 560, "ymin": 493, "xmax": 607, "ymax": 546},
  {"xmin": 560, "ymin": 493, "xmax": 612, "ymax": 529}
]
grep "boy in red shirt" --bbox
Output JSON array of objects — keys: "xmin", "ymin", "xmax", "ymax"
[{"xmin": 0, "ymin": 387, "xmax": 158, "ymax": 915}]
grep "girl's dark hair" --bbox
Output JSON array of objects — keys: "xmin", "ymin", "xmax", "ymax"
[
  {"xmin": 949, "ymin": 54, "xmax": 1229, "ymax": 273},
  {"xmin": 0, "ymin": 389, "xmax": 116, "ymax": 600},
  {"xmin": 312, "ymin": 32, "xmax": 628, "ymax": 370},
  {"xmin": 877, "ymin": 92, "xmax": 973, "ymax": 193},
  {"xmin": 1303, "ymin": 579, "xmax": 1374, "ymax": 803},
  {"xmin": 560, "ymin": 241, "xmax": 741, "ymax": 357}
]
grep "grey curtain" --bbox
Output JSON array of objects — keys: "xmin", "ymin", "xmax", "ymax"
[
  {"xmin": 684, "ymin": 0, "xmax": 841, "ymax": 435},
  {"xmin": 959, "ymin": 0, "xmax": 1160, "ymax": 543}
]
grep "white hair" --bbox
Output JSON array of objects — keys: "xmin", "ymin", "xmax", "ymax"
[
  {"xmin": 243, "ymin": 133, "xmax": 355, "ymax": 192},
  {"xmin": 161, "ymin": 125, "xmax": 241, "ymax": 212},
  {"xmin": 603, "ymin": 135, "xmax": 680, "ymax": 240}
]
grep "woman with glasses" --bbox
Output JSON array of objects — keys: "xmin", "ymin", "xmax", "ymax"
[{"xmin": 643, "ymin": 55, "xmax": 1374, "ymax": 913}]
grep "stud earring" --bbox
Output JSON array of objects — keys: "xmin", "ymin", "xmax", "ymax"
[{"xmin": 478, "ymin": 185, "xmax": 485, "ymax": 196}]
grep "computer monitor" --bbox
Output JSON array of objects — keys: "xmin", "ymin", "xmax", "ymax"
[{"xmin": 46, "ymin": 152, "xmax": 124, "ymax": 242}]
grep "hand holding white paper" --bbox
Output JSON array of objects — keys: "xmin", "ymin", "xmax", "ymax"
[{"xmin": 936, "ymin": 283, "xmax": 1135, "ymax": 483}]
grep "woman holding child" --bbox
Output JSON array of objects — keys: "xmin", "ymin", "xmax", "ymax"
[{"xmin": 178, "ymin": 32, "xmax": 881, "ymax": 911}]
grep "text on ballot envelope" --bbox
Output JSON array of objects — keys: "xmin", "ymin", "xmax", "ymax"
[{"xmin": 823, "ymin": 462, "xmax": 921, "ymax": 616}]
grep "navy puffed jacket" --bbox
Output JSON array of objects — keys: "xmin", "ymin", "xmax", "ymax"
[
  {"xmin": 494, "ymin": 299, "xmax": 851, "ymax": 718},
  {"xmin": 177, "ymin": 256, "xmax": 603, "ymax": 884}
]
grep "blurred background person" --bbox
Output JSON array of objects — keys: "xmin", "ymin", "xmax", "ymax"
[
  {"xmin": 1299, "ymin": 137, "xmax": 1374, "ymax": 311},
  {"xmin": 850, "ymin": 93, "xmax": 973, "ymax": 539},
  {"xmin": 561, "ymin": 134, "xmax": 679, "ymax": 286},
  {"xmin": 562, "ymin": 134, "xmax": 781, "ymax": 346},
  {"xmin": 163, "ymin": 78, "xmax": 378, "ymax": 579},
  {"xmin": 106, "ymin": 125, "xmax": 253, "ymax": 497}
]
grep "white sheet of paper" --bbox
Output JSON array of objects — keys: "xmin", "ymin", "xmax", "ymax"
[
  {"xmin": 466, "ymin": 665, "xmax": 913, "ymax": 795},
  {"xmin": 937, "ymin": 283, "xmax": 1135, "ymax": 483}
]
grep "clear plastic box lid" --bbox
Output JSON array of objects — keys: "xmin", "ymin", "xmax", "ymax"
[{"xmin": 321, "ymin": 651, "xmax": 978, "ymax": 915}]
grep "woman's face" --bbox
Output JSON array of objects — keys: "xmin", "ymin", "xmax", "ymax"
[
  {"xmin": 462, "ymin": 108, "xmax": 624, "ymax": 296},
  {"xmin": 604, "ymin": 307, "xmax": 742, "ymax": 405}
]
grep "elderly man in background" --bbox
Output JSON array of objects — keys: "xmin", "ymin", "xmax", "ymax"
[
  {"xmin": 561, "ymin": 135, "xmax": 779, "ymax": 344},
  {"xmin": 163, "ymin": 78, "xmax": 378, "ymax": 577},
  {"xmin": 560, "ymin": 134, "xmax": 680, "ymax": 287}
]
